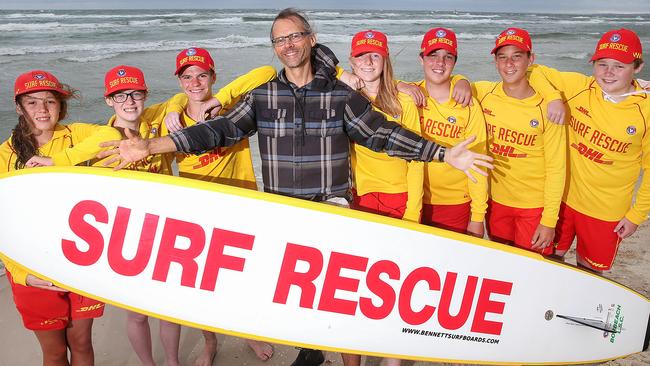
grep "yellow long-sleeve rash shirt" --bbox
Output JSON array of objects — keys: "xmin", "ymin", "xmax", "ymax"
[
  {"xmin": 474, "ymin": 80, "xmax": 567, "ymax": 228},
  {"xmin": 530, "ymin": 64, "xmax": 650, "ymax": 224},
  {"xmin": 350, "ymin": 92, "xmax": 425, "ymax": 222},
  {"xmin": 0, "ymin": 122, "xmax": 120, "ymax": 285},
  {"xmin": 162, "ymin": 65, "xmax": 277, "ymax": 189},
  {"xmin": 51, "ymin": 103, "xmax": 173, "ymax": 175},
  {"xmin": 414, "ymin": 80, "xmax": 489, "ymax": 223}
]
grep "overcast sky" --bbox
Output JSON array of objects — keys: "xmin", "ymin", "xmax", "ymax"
[{"xmin": 1, "ymin": 0, "xmax": 649, "ymax": 13}]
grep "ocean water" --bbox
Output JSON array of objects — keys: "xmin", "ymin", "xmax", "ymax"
[{"xmin": 0, "ymin": 8, "xmax": 648, "ymax": 139}]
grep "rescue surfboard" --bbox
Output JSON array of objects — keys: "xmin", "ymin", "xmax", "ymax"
[{"xmin": 0, "ymin": 166, "xmax": 648, "ymax": 365}]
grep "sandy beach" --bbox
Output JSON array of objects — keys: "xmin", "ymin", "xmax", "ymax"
[{"xmin": 1, "ymin": 220, "xmax": 648, "ymax": 366}]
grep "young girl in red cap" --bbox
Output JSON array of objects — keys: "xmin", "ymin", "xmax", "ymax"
[
  {"xmin": 336, "ymin": 27, "xmax": 420, "ymax": 366},
  {"xmin": 529, "ymin": 28, "xmax": 649, "ymax": 272},
  {"xmin": 345, "ymin": 30, "xmax": 424, "ymax": 226},
  {"xmin": 0, "ymin": 70, "xmax": 120, "ymax": 366}
]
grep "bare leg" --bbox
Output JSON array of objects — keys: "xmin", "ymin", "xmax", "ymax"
[
  {"xmin": 159, "ymin": 319, "xmax": 181, "ymax": 366},
  {"xmin": 126, "ymin": 311, "xmax": 155, "ymax": 366},
  {"xmin": 67, "ymin": 318, "xmax": 95, "ymax": 366},
  {"xmin": 194, "ymin": 331, "xmax": 218, "ymax": 366},
  {"xmin": 33, "ymin": 328, "xmax": 69, "ymax": 366},
  {"xmin": 246, "ymin": 338, "xmax": 274, "ymax": 361},
  {"xmin": 341, "ymin": 353, "xmax": 361, "ymax": 366},
  {"xmin": 382, "ymin": 358, "xmax": 402, "ymax": 366},
  {"xmin": 577, "ymin": 255, "xmax": 606, "ymax": 276}
]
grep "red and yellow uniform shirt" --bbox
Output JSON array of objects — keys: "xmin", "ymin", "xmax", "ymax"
[
  {"xmin": 163, "ymin": 65, "xmax": 277, "ymax": 189},
  {"xmin": 530, "ymin": 64, "xmax": 650, "ymax": 225},
  {"xmin": 0, "ymin": 123, "xmax": 121, "ymax": 285},
  {"xmin": 51, "ymin": 102, "xmax": 174, "ymax": 175},
  {"xmin": 350, "ymin": 92, "xmax": 424, "ymax": 222},
  {"xmin": 473, "ymin": 81, "xmax": 567, "ymax": 228},
  {"xmin": 415, "ymin": 79, "xmax": 488, "ymax": 223}
]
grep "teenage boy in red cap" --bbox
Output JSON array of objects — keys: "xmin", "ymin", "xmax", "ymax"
[
  {"xmin": 162, "ymin": 48, "xmax": 276, "ymax": 191},
  {"xmin": 473, "ymin": 28, "xmax": 566, "ymax": 255},
  {"xmin": 529, "ymin": 28, "xmax": 649, "ymax": 272},
  {"xmin": 410, "ymin": 27, "xmax": 489, "ymax": 237},
  {"xmin": 164, "ymin": 47, "xmax": 276, "ymax": 364}
]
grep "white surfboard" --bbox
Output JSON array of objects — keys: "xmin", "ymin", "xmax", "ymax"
[{"xmin": 0, "ymin": 167, "xmax": 648, "ymax": 365}]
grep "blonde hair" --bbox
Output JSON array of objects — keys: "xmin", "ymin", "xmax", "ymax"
[{"xmin": 359, "ymin": 56, "xmax": 402, "ymax": 118}]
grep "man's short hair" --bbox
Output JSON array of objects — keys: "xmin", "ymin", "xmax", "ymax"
[{"xmin": 270, "ymin": 8, "xmax": 312, "ymax": 40}]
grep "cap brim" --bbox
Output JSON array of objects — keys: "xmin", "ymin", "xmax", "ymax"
[
  {"xmin": 590, "ymin": 50, "xmax": 636, "ymax": 64},
  {"xmin": 175, "ymin": 62, "xmax": 214, "ymax": 75},
  {"xmin": 104, "ymin": 85, "xmax": 148, "ymax": 97},
  {"xmin": 422, "ymin": 44, "xmax": 457, "ymax": 57},
  {"xmin": 350, "ymin": 45, "xmax": 388, "ymax": 57},
  {"xmin": 491, "ymin": 41, "xmax": 531, "ymax": 54}
]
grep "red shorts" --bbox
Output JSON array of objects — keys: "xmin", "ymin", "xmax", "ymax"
[
  {"xmin": 7, "ymin": 272, "xmax": 105, "ymax": 331},
  {"xmin": 554, "ymin": 203, "xmax": 621, "ymax": 271},
  {"xmin": 487, "ymin": 200, "xmax": 552, "ymax": 255},
  {"xmin": 421, "ymin": 202, "xmax": 471, "ymax": 233},
  {"xmin": 352, "ymin": 191, "xmax": 408, "ymax": 219}
]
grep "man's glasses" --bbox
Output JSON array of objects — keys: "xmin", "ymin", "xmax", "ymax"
[
  {"xmin": 111, "ymin": 91, "xmax": 146, "ymax": 103},
  {"xmin": 271, "ymin": 31, "xmax": 310, "ymax": 48}
]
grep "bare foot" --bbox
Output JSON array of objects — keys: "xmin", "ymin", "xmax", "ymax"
[
  {"xmin": 246, "ymin": 339, "xmax": 274, "ymax": 361},
  {"xmin": 195, "ymin": 333, "xmax": 218, "ymax": 366}
]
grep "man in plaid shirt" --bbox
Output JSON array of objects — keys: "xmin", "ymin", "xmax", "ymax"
[
  {"xmin": 100, "ymin": 9, "xmax": 493, "ymax": 366},
  {"xmin": 103, "ymin": 10, "xmax": 491, "ymax": 202}
]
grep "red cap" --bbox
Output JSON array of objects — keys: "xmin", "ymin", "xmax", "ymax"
[
  {"xmin": 420, "ymin": 28, "xmax": 457, "ymax": 56},
  {"xmin": 591, "ymin": 28, "xmax": 642, "ymax": 64},
  {"xmin": 350, "ymin": 30, "xmax": 389, "ymax": 57},
  {"xmin": 175, "ymin": 47, "xmax": 215, "ymax": 75},
  {"xmin": 492, "ymin": 28, "xmax": 532, "ymax": 54},
  {"xmin": 104, "ymin": 65, "xmax": 147, "ymax": 97},
  {"xmin": 14, "ymin": 70, "xmax": 70, "ymax": 99}
]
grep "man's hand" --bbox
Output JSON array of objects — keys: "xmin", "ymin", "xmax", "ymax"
[
  {"xmin": 614, "ymin": 217, "xmax": 638, "ymax": 239},
  {"xmin": 531, "ymin": 224, "xmax": 555, "ymax": 250},
  {"xmin": 466, "ymin": 221, "xmax": 485, "ymax": 238},
  {"xmin": 396, "ymin": 81, "xmax": 426, "ymax": 107},
  {"xmin": 444, "ymin": 136, "xmax": 494, "ymax": 183},
  {"xmin": 451, "ymin": 79, "xmax": 473, "ymax": 107},
  {"xmin": 98, "ymin": 128, "xmax": 150, "ymax": 170},
  {"xmin": 26, "ymin": 274, "xmax": 68, "ymax": 292},
  {"xmin": 25, "ymin": 156, "xmax": 53, "ymax": 167},
  {"xmin": 546, "ymin": 99, "xmax": 566, "ymax": 125}
]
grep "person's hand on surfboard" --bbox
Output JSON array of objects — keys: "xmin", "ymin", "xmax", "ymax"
[
  {"xmin": 25, "ymin": 156, "xmax": 53, "ymax": 167},
  {"xmin": 98, "ymin": 128, "xmax": 151, "ymax": 170},
  {"xmin": 444, "ymin": 135, "xmax": 493, "ymax": 183},
  {"xmin": 26, "ymin": 274, "xmax": 68, "ymax": 292}
]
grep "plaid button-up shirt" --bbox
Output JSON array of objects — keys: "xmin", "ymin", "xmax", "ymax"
[{"xmin": 170, "ymin": 45, "xmax": 444, "ymax": 201}]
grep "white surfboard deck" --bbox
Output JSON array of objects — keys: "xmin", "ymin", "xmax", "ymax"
[{"xmin": 0, "ymin": 167, "xmax": 648, "ymax": 365}]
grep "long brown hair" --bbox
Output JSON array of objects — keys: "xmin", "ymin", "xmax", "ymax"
[
  {"xmin": 11, "ymin": 86, "xmax": 76, "ymax": 169},
  {"xmin": 360, "ymin": 56, "xmax": 402, "ymax": 118}
]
